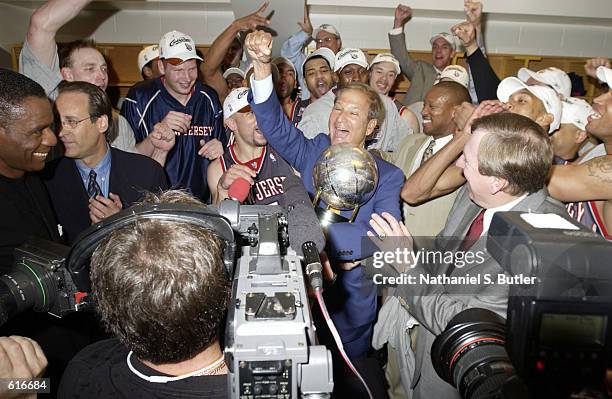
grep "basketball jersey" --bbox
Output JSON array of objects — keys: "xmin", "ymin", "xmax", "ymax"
[
  {"xmin": 558, "ymin": 146, "xmax": 611, "ymax": 240},
  {"xmin": 291, "ymin": 98, "xmax": 310, "ymax": 127},
  {"xmin": 220, "ymin": 145, "xmax": 294, "ymax": 205}
]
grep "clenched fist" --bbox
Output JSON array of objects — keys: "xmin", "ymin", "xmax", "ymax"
[
  {"xmin": 393, "ymin": 4, "xmax": 412, "ymax": 29},
  {"xmin": 244, "ymin": 30, "xmax": 273, "ymax": 65}
]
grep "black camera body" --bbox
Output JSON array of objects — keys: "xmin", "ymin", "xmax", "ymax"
[
  {"xmin": 0, "ymin": 238, "xmax": 91, "ymax": 326},
  {"xmin": 432, "ymin": 211, "xmax": 612, "ymax": 399}
]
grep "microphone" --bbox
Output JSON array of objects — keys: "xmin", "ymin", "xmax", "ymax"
[
  {"xmin": 282, "ymin": 176, "xmax": 326, "ymax": 290},
  {"xmin": 228, "ymin": 178, "xmax": 250, "ymax": 203}
]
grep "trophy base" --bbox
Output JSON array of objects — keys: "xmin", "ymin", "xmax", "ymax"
[{"xmin": 315, "ymin": 207, "xmax": 350, "ymax": 228}]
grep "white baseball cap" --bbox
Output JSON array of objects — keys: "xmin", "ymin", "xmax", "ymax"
[
  {"xmin": 596, "ymin": 66, "xmax": 612, "ymax": 86},
  {"xmin": 137, "ymin": 45, "xmax": 159, "ymax": 72},
  {"xmin": 434, "ymin": 65, "xmax": 469, "ymax": 88},
  {"xmin": 313, "ymin": 24, "xmax": 341, "ymax": 40},
  {"xmin": 273, "ymin": 56, "xmax": 296, "ymax": 73},
  {"xmin": 518, "ymin": 67, "xmax": 571, "ymax": 98},
  {"xmin": 302, "ymin": 47, "xmax": 336, "ymax": 74},
  {"xmin": 223, "ymin": 67, "xmax": 245, "ymax": 80},
  {"xmin": 369, "ymin": 53, "xmax": 400, "ymax": 75},
  {"xmin": 497, "ymin": 77, "xmax": 562, "ymax": 133},
  {"xmin": 223, "ymin": 87, "xmax": 250, "ymax": 119},
  {"xmin": 334, "ymin": 48, "xmax": 368, "ymax": 72},
  {"xmin": 159, "ymin": 30, "xmax": 202, "ymax": 63},
  {"xmin": 561, "ymin": 97, "xmax": 593, "ymax": 131},
  {"xmin": 430, "ymin": 33, "xmax": 456, "ymax": 51}
]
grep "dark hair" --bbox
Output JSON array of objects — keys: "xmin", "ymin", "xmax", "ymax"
[
  {"xmin": 471, "ymin": 112, "xmax": 553, "ymax": 195},
  {"xmin": 59, "ymin": 39, "xmax": 99, "ymax": 69},
  {"xmin": 0, "ymin": 68, "xmax": 47, "ymax": 129},
  {"xmin": 57, "ymin": 81, "xmax": 115, "ymax": 141},
  {"xmin": 302, "ymin": 55, "xmax": 331, "ymax": 74},
  {"xmin": 91, "ymin": 190, "xmax": 229, "ymax": 364},
  {"xmin": 432, "ymin": 81, "xmax": 471, "ymax": 106}
]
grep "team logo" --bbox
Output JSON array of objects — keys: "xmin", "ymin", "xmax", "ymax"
[
  {"xmin": 237, "ymin": 89, "xmax": 248, "ymax": 99},
  {"xmin": 169, "ymin": 37, "xmax": 190, "ymax": 47}
]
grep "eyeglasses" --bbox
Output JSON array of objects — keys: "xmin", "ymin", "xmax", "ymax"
[
  {"xmin": 315, "ymin": 37, "xmax": 337, "ymax": 46},
  {"xmin": 61, "ymin": 116, "xmax": 91, "ymax": 129}
]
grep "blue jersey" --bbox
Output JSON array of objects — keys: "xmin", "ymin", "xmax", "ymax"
[{"xmin": 121, "ymin": 78, "xmax": 226, "ymax": 201}]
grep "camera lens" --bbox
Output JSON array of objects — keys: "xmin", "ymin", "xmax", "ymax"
[
  {"xmin": 432, "ymin": 308, "xmax": 518, "ymax": 399},
  {"xmin": 0, "ymin": 259, "xmax": 58, "ymax": 325}
]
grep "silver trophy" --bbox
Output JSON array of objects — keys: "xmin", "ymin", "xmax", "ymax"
[{"xmin": 312, "ymin": 143, "xmax": 378, "ymax": 227}]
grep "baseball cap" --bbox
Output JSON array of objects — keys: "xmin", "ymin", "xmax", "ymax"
[
  {"xmin": 596, "ymin": 66, "xmax": 612, "ymax": 86},
  {"xmin": 369, "ymin": 53, "xmax": 400, "ymax": 75},
  {"xmin": 223, "ymin": 67, "xmax": 245, "ymax": 80},
  {"xmin": 497, "ymin": 77, "xmax": 562, "ymax": 133},
  {"xmin": 313, "ymin": 24, "xmax": 341, "ymax": 40},
  {"xmin": 561, "ymin": 97, "xmax": 593, "ymax": 131},
  {"xmin": 517, "ymin": 67, "xmax": 571, "ymax": 98},
  {"xmin": 302, "ymin": 47, "xmax": 336, "ymax": 74},
  {"xmin": 434, "ymin": 65, "xmax": 469, "ymax": 88},
  {"xmin": 430, "ymin": 33, "xmax": 456, "ymax": 51},
  {"xmin": 273, "ymin": 56, "xmax": 296, "ymax": 73},
  {"xmin": 334, "ymin": 48, "xmax": 368, "ymax": 72},
  {"xmin": 159, "ymin": 30, "xmax": 202, "ymax": 63},
  {"xmin": 223, "ymin": 87, "xmax": 251, "ymax": 119},
  {"xmin": 137, "ymin": 45, "xmax": 159, "ymax": 72}
]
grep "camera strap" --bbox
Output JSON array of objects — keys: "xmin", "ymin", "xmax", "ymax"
[{"xmin": 126, "ymin": 351, "xmax": 226, "ymax": 383}]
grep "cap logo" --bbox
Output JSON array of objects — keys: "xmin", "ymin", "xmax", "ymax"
[
  {"xmin": 185, "ymin": 43, "xmax": 193, "ymax": 51},
  {"xmin": 169, "ymin": 37, "xmax": 190, "ymax": 47},
  {"xmin": 237, "ymin": 89, "xmax": 248, "ymax": 99},
  {"xmin": 339, "ymin": 49, "xmax": 360, "ymax": 58}
]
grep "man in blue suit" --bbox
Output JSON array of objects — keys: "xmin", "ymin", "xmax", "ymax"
[{"xmin": 245, "ymin": 31, "xmax": 404, "ymax": 360}]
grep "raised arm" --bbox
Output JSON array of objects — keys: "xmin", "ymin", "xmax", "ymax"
[
  {"xmin": 246, "ymin": 30, "xmax": 323, "ymax": 173},
  {"xmin": 453, "ymin": 20, "xmax": 499, "ymax": 101},
  {"xmin": 201, "ymin": 2, "xmax": 270, "ymax": 103},
  {"xmin": 389, "ymin": 4, "xmax": 419, "ymax": 79},
  {"xmin": 280, "ymin": 4, "xmax": 312, "ymax": 68},
  {"xmin": 402, "ymin": 100, "xmax": 505, "ymax": 204},
  {"xmin": 548, "ymin": 155, "xmax": 612, "ymax": 202},
  {"xmin": 402, "ymin": 136, "xmax": 467, "ymax": 205},
  {"xmin": 26, "ymin": 0, "xmax": 92, "ymax": 67}
]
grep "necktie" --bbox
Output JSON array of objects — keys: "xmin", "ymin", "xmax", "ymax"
[
  {"xmin": 459, "ymin": 209, "xmax": 486, "ymax": 251},
  {"xmin": 420, "ymin": 139, "xmax": 436, "ymax": 165},
  {"xmin": 446, "ymin": 210, "xmax": 486, "ymax": 277},
  {"xmin": 87, "ymin": 170, "xmax": 102, "ymax": 198}
]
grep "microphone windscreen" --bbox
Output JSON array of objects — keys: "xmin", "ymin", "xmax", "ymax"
[
  {"xmin": 282, "ymin": 175, "xmax": 325, "ymax": 255},
  {"xmin": 228, "ymin": 178, "xmax": 250, "ymax": 202}
]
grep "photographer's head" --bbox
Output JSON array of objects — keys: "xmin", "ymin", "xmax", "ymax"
[
  {"xmin": 456, "ymin": 113, "xmax": 552, "ymax": 209},
  {"xmin": 91, "ymin": 190, "xmax": 228, "ymax": 365},
  {"xmin": 0, "ymin": 69, "xmax": 56, "ymax": 179}
]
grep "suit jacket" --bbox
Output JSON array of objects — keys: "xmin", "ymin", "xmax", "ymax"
[
  {"xmin": 0, "ymin": 173, "xmax": 61, "ymax": 271},
  {"xmin": 389, "ymin": 31, "xmax": 438, "ymax": 106},
  {"xmin": 395, "ymin": 186, "xmax": 568, "ymax": 398},
  {"xmin": 250, "ymin": 87, "xmax": 405, "ymax": 358},
  {"xmin": 390, "ymin": 133, "xmax": 459, "ymax": 243},
  {"xmin": 43, "ymin": 147, "xmax": 169, "ymax": 244}
]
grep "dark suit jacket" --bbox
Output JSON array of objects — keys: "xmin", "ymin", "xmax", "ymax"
[
  {"xmin": 0, "ymin": 173, "xmax": 61, "ymax": 271},
  {"xmin": 395, "ymin": 186, "xmax": 568, "ymax": 398},
  {"xmin": 42, "ymin": 147, "xmax": 169, "ymax": 244}
]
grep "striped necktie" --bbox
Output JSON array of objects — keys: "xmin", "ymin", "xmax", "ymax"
[{"xmin": 87, "ymin": 170, "xmax": 102, "ymax": 198}]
